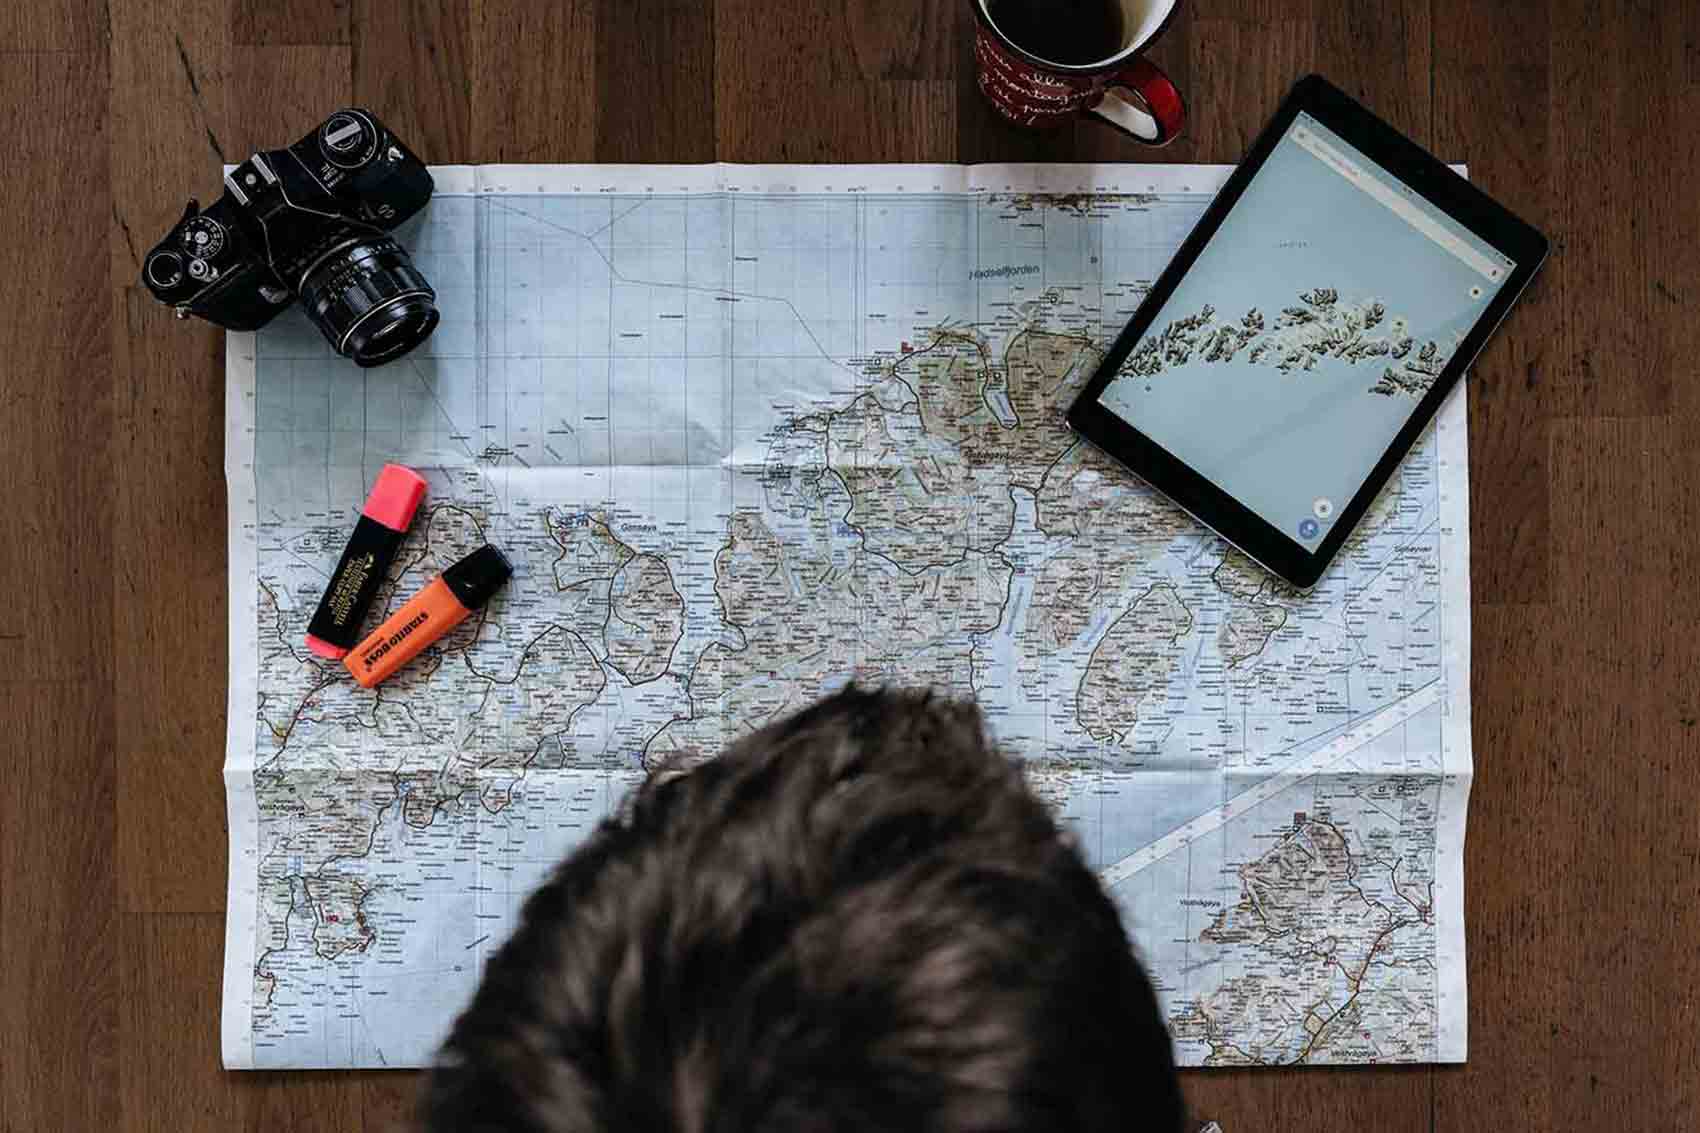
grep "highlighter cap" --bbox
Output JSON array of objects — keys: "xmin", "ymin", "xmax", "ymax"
[
  {"xmin": 364, "ymin": 464, "xmax": 428, "ymax": 532},
  {"xmin": 443, "ymin": 544, "xmax": 512, "ymax": 610}
]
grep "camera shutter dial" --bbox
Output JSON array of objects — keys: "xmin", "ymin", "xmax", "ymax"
[
  {"xmin": 318, "ymin": 111, "xmax": 382, "ymax": 170},
  {"xmin": 180, "ymin": 215, "xmax": 226, "ymax": 260}
]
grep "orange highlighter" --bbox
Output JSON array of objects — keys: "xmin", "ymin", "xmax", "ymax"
[{"xmin": 344, "ymin": 544, "xmax": 512, "ymax": 688}]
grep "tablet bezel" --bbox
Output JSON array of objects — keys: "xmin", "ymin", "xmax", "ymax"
[{"xmin": 1066, "ymin": 73, "xmax": 1549, "ymax": 588}]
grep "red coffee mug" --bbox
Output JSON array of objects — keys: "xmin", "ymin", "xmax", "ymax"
[{"xmin": 971, "ymin": 0, "xmax": 1186, "ymax": 145}]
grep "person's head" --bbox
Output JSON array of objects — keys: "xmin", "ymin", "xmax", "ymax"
[{"xmin": 421, "ymin": 686, "xmax": 1185, "ymax": 1133}]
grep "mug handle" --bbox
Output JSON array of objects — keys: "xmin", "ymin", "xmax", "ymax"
[{"xmin": 1088, "ymin": 56, "xmax": 1186, "ymax": 145}]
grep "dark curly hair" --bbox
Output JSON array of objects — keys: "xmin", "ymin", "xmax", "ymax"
[{"xmin": 420, "ymin": 686, "xmax": 1185, "ymax": 1133}]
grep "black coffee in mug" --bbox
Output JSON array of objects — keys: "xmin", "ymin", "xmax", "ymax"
[{"xmin": 985, "ymin": 0, "xmax": 1128, "ymax": 66}]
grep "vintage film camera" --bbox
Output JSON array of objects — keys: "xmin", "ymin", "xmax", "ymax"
[{"xmin": 142, "ymin": 108, "xmax": 439, "ymax": 367}]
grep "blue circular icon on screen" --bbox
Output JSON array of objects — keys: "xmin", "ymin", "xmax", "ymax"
[{"xmin": 1298, "ymin": 518, "xmax": 1321, "ymax": 540}]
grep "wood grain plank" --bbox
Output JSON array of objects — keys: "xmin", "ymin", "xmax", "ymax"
[
  {"xmin": 1149, "ymin": 0, "xmax": 1312, "ymax": 157},
  {"xmin": 2, "ymin": 47, "xmax": 113, "ymax": 684},
  {"xmin": 1649, "ymin": 421, "xmax": 1700, "ymax": 1124},
  {"xmin": 1432, "ymin": 603, "xmax": 1565, "ymax": 1129},
  {"xmin": 233, "ymin": 0, "xmax": 352, "ymax": 46},
  {"xmin": 594, "ymin": 0, "xmax": 716, "ymax": 163},
  {"xmin": 841, "ymin": 0, "xmax": 958, "ymax": 79},
  {"xmin": 351, "ymin": 0, "xmax": 472, "ymax": 163},
  {"xmin": 1, "ymin": 681, "xmax": 117, "ymax": 1132},
  {"xmin": 1182, "ymin": 1066, "xmax": 1432, "ymax": 1133},
  {"xmin": 720, "ymin": 74, "xmax": 957, "ymax": 163},
  {"xmin": 1643, "ymin": 50, "xmax": 1700, "ymax": 421},
  {"xmin": 469, "ymin": 0, "xmax": 597, "ymax": 163},
  {"xmin": 1439, "ymin": 421, "xmax": 1700, "ymax": 1133},
  {"xmin": 0, "ymin": 0, "xmax": 103, "ymax": 51},
  {"xmin": 227, "ymin": 44, "xmax": 355, "ymax": 154},
  {"xmin": 1175, "ymin": 17, "xmax": 1313, "ymax": 161},
  {"xmin": 1536, "ymin": 417, "xmax": 1694, "ymax": 1128},
  {"xmin": 715, "ymin": 0, "xmax": 953, "ymax": 161},
  {"xmin": 1435, "ymin": 0, "xmax": 1548, "ymax": 66},
  {"xmin": 1314, "ymin": 0, "xmax": 1432, "ymax": 146},
  {"xmin": 1183, "ymin": 0, "xmax": 1313, "ymax": 18},
  {"xmin": 108, "ymin": 0, "xmax": 232, "ymax": 289},
  {"xmin": 1545, "ymin": 0, "xmax": 1673, "ymax": 416},
  {"xmin": 1436, "ymin": 63, "xmax": 1553, "ymax": 604},
  {"xmin": 1689, "ymin": 2, "xmax": 1700, "ymax": 87},
  {"xmin": 363, "ymin": 1072, "xmax": 426, "ymax": 1133},
  {"xmin": 119, "ymin": 913, "xmax": 253, "ymax": 1132},
  {"xmin": 717, "ymin": 0, "xmax": 955, "ymax": 83},
  {"xmin": 111, "ymin": 288, "xmax": 232, "ymax": 915},
  {"xmin": 247, "ymin": 1073, "xmax": 367, "ymax": 1132}
]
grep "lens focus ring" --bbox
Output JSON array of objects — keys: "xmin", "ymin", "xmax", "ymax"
[{"xmin": 299, "ymin": 235, "xmax": 440, "ymax": 366}]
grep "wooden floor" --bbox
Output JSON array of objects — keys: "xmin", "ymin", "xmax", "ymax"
[{"xmin": 4, "ymin": 0, "xmax": 1697, "ymax": 1129}]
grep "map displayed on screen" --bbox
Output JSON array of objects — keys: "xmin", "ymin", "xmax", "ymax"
[{"xmin": 1097, "ymin": 114, "xmax": 1513, "ymax": 546}]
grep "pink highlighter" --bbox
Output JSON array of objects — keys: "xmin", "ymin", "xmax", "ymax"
[{"xmin": 305, "ymin": 463, "xmax": 428, "ymax": 660}]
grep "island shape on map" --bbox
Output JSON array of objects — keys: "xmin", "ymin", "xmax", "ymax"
[{"xmin": 1118, "ymin": 287, "xmax": 1454, "ymax": 397}]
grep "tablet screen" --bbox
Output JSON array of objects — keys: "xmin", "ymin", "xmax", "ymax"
[{"xmin": 1093, "ymin": 112, "xmax": 1518, "ymax": 547}]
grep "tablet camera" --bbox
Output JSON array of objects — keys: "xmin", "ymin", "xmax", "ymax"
[
  {"xmin": 1298, "ymin": 518, "xmax": 1322, "ymax": 540},
  {"xmin": 1312, "ymin": 497, "xmax": 1334, "ymax": 520}
]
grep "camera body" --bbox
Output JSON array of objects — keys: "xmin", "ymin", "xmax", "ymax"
[{"xmin": 142, "ymin": 108, "xmax": 440, "ymax": 367}]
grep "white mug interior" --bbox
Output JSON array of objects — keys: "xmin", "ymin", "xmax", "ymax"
[{"xmin": 979, "ymin": 0, "xmax": 1178, "ymax": 69}]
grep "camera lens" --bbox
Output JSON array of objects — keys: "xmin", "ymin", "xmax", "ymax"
[{"xmin": 298, "ymin": 234, "xmax": 440, "ymax": 367}]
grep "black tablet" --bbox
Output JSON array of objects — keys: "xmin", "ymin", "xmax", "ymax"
[{"xmin": 1067, "ymin": 74, "xmax": 1547, "ymax": 588}]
